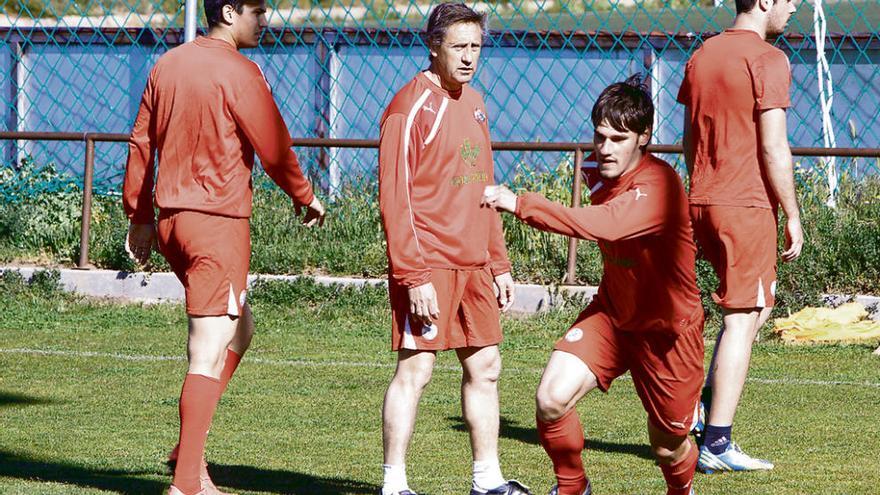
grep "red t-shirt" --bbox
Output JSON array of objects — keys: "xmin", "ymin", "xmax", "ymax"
[
  {"xmin": 515, "ymin": 154, "xmax": 703, "ymax": 334},
  {"xmin": 677, "ymin": 29, "xmax": 791, "ymax": 209},
  {"xmin": 379, "ymin": 72, "xmax": 511, "ymax": 288},
  {"xmin": 123, "ymin": 36, "xmax": 314, "ymax": 224}
]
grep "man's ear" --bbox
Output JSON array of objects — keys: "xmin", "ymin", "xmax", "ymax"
[
  {"xmin": 221, "ymin": 3, "xmax": 236, "ymax": 25},
  {"xmin": 638, "ymin": 128, "xmax": 652, "ymax": 148},
  {"xmin": 757, "ymin": 0, "xmax": 774, "ymax": 13}
]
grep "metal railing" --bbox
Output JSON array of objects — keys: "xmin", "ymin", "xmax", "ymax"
[{"xmin": 2, "ymin": 130, "xmax": 879, "ymax": 284}]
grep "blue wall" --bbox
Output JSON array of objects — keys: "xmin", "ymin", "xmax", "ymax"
[{"xmin": 2, "ymin": 38, "xmax": 877, "ymax": 190}]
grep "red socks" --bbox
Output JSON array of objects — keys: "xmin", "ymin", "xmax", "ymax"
[
  {"xmin": 168, "ymin": 349, "xmax": 242, "ymax": 469},
  {"xmin": 173, "ymin": 373, "xmax": 222, "ymax": 494},
  {"xmin": 538, "ymin": 408, "xmax": 696, "ymax": 495},
  {"xmin": 660, "ymin": 439, "xmax": 698, "ymax": 495},
  {"xmin": 537, "ymin": 409, "xmax": 589, "ymax": 495},
  {"xmin": 219, "ymin": 349, "xmax": 242, "ymax": 392}
]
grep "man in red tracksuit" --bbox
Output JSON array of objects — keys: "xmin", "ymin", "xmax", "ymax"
[
  {"xmin": 483, "ymin": 76, "xmax": 704, "ymax": 495},
  {"xmin": 123, "ymin": 1, "xmax": 324, "ymax": 494},
  {"xmin": 377, "ymin": 3, "xmax": 528, "ymax": 495}
]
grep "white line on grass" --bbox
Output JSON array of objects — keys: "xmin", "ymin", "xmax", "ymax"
[{"xmin": 2, "ymin": 347, "xmax": 879, "ymax": 388}]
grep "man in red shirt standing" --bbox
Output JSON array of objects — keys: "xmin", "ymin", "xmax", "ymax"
[
  {"xmin": 377, "ymin": 3, "xmax": 527, "ymax": 495},
  {"xmin": 123, "ymin": 1, "xmax": 324, "ymax": 494},
  {"xmin": 484, "ymin": 76, "xmax": 704, "ymax": 495},
  {"xmin": 677, "ymin": 0, "xmax": 802, "ymax": 473}
]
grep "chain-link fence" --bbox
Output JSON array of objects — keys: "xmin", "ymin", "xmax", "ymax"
[{"xmin": 1, "ymin": 0, "xmax": 878, "ymax": 194}]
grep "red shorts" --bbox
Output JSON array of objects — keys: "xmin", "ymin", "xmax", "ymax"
[
  {"xmin": 157, "ymin": 210, "xmax": 250, "ymax": 317},
  {"xmin": 690, "ymin": 205, "xmax": 778, "ymax": 309},
  {"xmin": 555, "ymin": 306, "xmax": 704, "ymax": 435},
  {"xmin": 389, "ymin": 267, "xmax": 502, "ymax": 351}
]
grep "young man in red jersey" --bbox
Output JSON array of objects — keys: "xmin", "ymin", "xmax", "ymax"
[
  {"xmin": 123, "ymin": 1, "xmax": 324, "ymax": 494},
  {"xmin": 677, "ymin": 0, "xmax": 802, "ymax": 473},
  {"xmin": 484, "ymin": 76, "xmax": 704, "ymax": 495},
  {"xmin": 377, "ymin": 3, "xmax": 528, "ymax": 495}
]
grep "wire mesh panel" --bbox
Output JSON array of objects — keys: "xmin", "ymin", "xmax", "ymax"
[{"xmin": 1, "ymin": 0, "xmax": 878, "ymax": 193}]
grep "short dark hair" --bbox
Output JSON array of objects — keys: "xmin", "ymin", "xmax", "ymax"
[
  {"xmin": 204, "ymin": 0, "xmax": 250, "ymax": 28},
  {"xmin": 591, "ymin": 74, "xmax": 653, "ymax": 136},
  {"xmin": 425, "ymin": 2, "xmax": 487, "ymax": 52},
  {"xmin": 735, "ymin": 0, "xmax": 780, "ymax": 14}
]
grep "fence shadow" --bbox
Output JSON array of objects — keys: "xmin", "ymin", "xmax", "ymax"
[
  {"xmin": 210, "ymin": 462, "xmax": 379, "ymax": 494},
  {"xmin": 0, "ymin": 449, "xmax": 164, "ymax": 495},
  {"xmin": 0, "ymin": 449, "xmax": 380, "ymax": 494},
  {"xmin": 0, "ymin": 390, "xmax": 55, "ymax": 408},
  {"xmin": 584, "ymin": 439, "xmax": 653, "ymax": 461},
  {"xmin": 447, "ymin": 414, "xmax": 538, "ymax": 445},
  {"xmin": 447, "ymin": 415, "xmax": 653, "ymax": 461}
]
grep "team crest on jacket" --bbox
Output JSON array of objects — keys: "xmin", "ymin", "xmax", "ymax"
[
  {"xmin": 474, "ymin": 108, "xmax": 487, "ymax": 124},
  {"xmin": 460, "ymin": 138, "xmax": 481, "ymax": 167}
]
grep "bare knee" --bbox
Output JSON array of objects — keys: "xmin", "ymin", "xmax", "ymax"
[
  {"xmin": 463, "ymin": 352, "xmax": 501, "ymax": 385},
  {"xmin": 392, "ymin": 362, "xmax": 434, "ymax": 393},
  {"xmin": 187, "ymin": 315, "xmax": 238, "ymax": 377},
  {"xmin": 408, "ymin": 367, "xmax": 434, "ymax": 391},
  {"xmin": 651, "ymin": 445, "xmax": 678, "ymax": 465},
  {"xmin": 535, "ymin": 386, "xmax": 570, "ymax": 422},
  {"xmin": 189, "ymin": 336, "xmax": 230, "ymax": 373},
  {"xmin": 188, "ymin": 346, "xmax": 227, "ymax": 376},
  {"xmin": 534, "ymin": 352, "xmax": 596, "ymax": 422},
  {"xmin": 650, "ymin": 436, "xmax": 689, "ymax": 465},
  {"xmin": 722, "ymin": 309, "xmax": 762, "ymax": 338}
]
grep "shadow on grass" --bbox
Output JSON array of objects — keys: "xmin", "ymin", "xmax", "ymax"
[
  {"xmin": 448, "ymin": 415, "xmax": 654, "ymax": 461},
  {"xmin": 0, "ymin": 449, "xmax": 379, "ymax": 494},
  {"xmin": 0, "ymin": 449, "xmax": 164, "ymax": 494},
  {"xmin": 0, "ymin": 390, "xmax": 54, "ymax": 408},
  {"xmin": 211, "ymin": 462, "xmax": 379, "ymax": 494},
  {"xmin": 448, "ymin": 414, "xmax": 538, "ymax": 444},
  {"xmin": 584, "ymin": 439, "xmax": 653, "ymax": 461}
]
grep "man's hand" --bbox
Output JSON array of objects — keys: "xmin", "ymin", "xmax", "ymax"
[
  {"xmin": 408, "ymin": 282, "xmax": 440, "ymax": 326},
  {"xmin": 125, "ymin": 223, "xmax": 156, "ymax": 265},
  {"xmin": 296, "ymin": 196, "xmax": 326, "ymax": 227},
  {"xmin": 494, "ymin": 272, "xmax": 515, "ymax": 312},
  {"xmin": 481, "ymin": 185, "xmax": 518, "ymax": 213},
  {"xmin": 781, "ymin": 216, "xmax": 803, "ymax": 262}
]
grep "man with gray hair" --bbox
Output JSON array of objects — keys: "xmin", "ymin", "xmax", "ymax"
[{"xmin": 377, "ymin": 3, "xmax": 528, "ymax": 495}]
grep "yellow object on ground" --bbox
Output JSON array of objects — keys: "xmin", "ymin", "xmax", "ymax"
[{"xmin": 773, "ymin": 302, "xmax": 880, "ymax": 344}]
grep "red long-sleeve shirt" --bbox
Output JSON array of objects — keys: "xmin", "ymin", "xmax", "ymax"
[
  {"xmin": 123, "ymin": 36, "xmax": 313, "ymax": 224},
  {"xmin": 515, "ymin": 153, "xmax": 703, "ymax": 334},
  {"xmin": 379, "ymin": 72, "xmax": 511, "ymax": 288}
]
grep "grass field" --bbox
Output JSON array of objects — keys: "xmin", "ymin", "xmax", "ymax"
[{"xmin": 1, "ymin": 276, "xmax": 879, "ymax": 495}]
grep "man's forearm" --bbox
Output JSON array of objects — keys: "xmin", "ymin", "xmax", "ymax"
[
  {"xmin": 759, "ymin": 108, "xmax": 800, "ymax": 220},
  {"xmin": 763, "ymin": 146, "xmax": 800, "ymax": 220}
]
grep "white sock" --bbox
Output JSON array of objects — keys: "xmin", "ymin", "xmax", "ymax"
[
  {"xmin": 472, "ymin": 458, "xmax": 505, "ymax": 492},
  {"xmin": 382, "ymin": 464, "xmax": 409, "ymax": 495}
]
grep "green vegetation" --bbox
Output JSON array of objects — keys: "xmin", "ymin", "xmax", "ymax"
[
  {"xmin": 2, "ymin": 155, "xmax": 879, "ymax": 334},
  {"xmin": 0, "ymin": 274, "xmax": 878, "ymax": 494}
]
